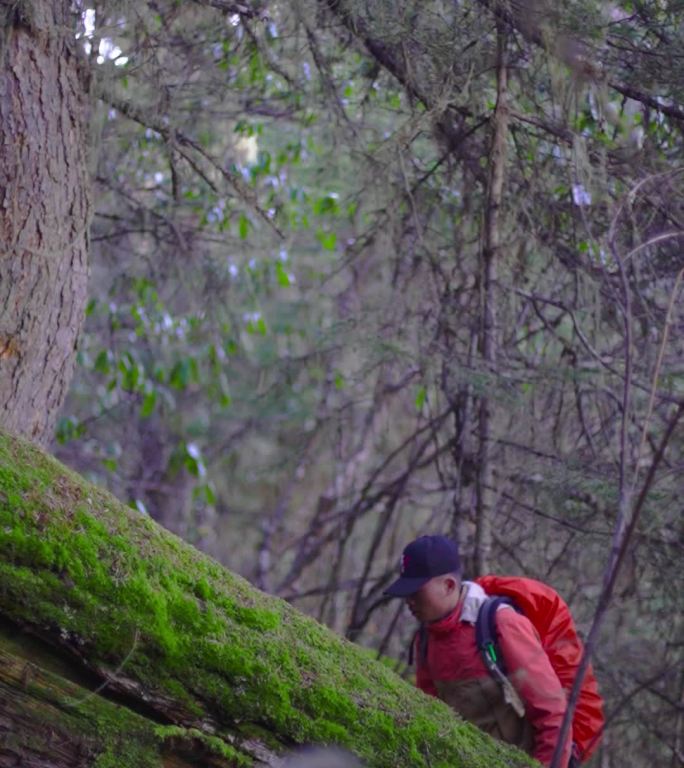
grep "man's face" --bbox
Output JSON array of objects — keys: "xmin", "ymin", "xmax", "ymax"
[{"xmin": 405, "ymin": 574, "xmax": 460, "ymax": 623}]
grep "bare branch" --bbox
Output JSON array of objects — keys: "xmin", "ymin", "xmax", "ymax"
[
  {"xmin": 98, "ymin": 86, "xmax": 284, "ymax": 238},
  {"xmin": 190, "ymin": 0, "xmax": 268, "ymax": 20}
]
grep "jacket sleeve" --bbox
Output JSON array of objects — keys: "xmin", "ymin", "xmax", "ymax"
[{"xmin": 496, "ymin": 608, "xmax": 572, "ymax": 768}]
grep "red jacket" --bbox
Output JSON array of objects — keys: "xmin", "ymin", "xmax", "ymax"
[{"xmin": 415, "ymin": 581, "xmax": 572, "ymax": 767}]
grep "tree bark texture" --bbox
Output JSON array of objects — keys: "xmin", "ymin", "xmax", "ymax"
[
  {"xmin": 0, "ymin": 431, "xmax": 534, "ymax": 768},
  {"xmin": 0, "ymin": 1, "xmax": 91, "ymax": 447},
  {"xmin": 0, "ymin": 627, "xmax": 243, "ymax": 768}
]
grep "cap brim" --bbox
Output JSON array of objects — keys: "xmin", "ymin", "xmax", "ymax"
[{"xmin": 384, "ymin": 576, "xmax": 430, "ymax": 597}]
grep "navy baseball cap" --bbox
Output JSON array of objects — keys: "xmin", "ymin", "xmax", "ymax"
[{"xmin": 384, "ymin": 535, "xmax": 461, "ymax": 597}]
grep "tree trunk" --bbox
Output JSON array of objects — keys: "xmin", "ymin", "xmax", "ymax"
[
  {"xmin": 0, "ymin": 430, "xmax": 534, "ymax": 768},
  {"xmin": 475, "ymin": 25, "xmax": 508, "ymax": 575},
  {"xmin": 0, "ymin": 1, "xmax": 91, "ymax": 447}
]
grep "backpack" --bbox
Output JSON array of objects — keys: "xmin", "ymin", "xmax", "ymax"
[{"xmin": 475, "ymin": 575, "xmax": 605, "ymax": 763}]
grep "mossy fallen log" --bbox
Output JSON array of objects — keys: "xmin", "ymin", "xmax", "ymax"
[{"xmin": 0, "ymin": 432, "xmax": 534, "ymax": 768}]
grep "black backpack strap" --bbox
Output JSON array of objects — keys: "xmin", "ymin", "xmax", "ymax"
[
  {"xmin": 568, "ymin": 747, "xmax": 581, "ymax": 768},
  {"xmin": 476, "ymin": 596, "xmax": 519, "ymax": 676},
  {"xmin": 408, "ymin": 624, "xmax": 428, "ymax": 666},
  {"xmin": 476, "ymin": 596, "xmax": 527, "ymax": 717}
]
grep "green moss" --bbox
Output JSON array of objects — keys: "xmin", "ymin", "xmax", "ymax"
[
  {"xmin": 194, "ymin": 576, "xmax": 212, "ymax": 600},
  {"xmin": 92, "ymin": 743, "xmax": 159, "ymax": 768},
  {"xmin": 153, "ymin": 725, "xmax": 253, "ymax": 767},
  {"xmin": 0, "ymin": 432, "xmax": 535, "ymax": 768},
  {"xmin": 299, "ymin": 683, "xmax": 358, "ymax": 724},
  {"xmin": 307, "ymin": 718, "xmax": 352, "ymax": 745},
  {"xmin": 0, "ymin": 637, "xmax": 164, "ymax": 768}
]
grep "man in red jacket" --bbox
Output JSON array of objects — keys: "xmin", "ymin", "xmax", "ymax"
[{"xmin": 385, "ymin": 535, "xmax": 572, "ymax": 768}]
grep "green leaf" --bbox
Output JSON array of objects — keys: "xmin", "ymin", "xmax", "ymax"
[
  {"xmin": 415, "ymin": 385, "xmax": 427, "ymax": 411},
  {"xmin": 275, "ymin": 261, "xmax": 291, "ymax": 287},
  {"xmin": 94, "ymin": 350, "xmax": 111, "ymax": 375},
  {"xmin": 204, "ymin": 483, "xmax": 217, "ymax": 505},
  {"xmin": 55, "ymin": 416, "xmax": 84, "ymax": 444},
  {"xmin": 169, "ymin": 359, "xmax": 194, "ymax": 390},
  {"xmin": 257, "ymin": 150, "xmax": 271, "ymax": 174},
  {"xmin": 195, "ymin": 482, "xmax": 217, "ymax": 505},
  {"xmin": 119, "ymin": 356, "xmax": 140, "ymax": 391},
  {"xmin": 220, "ymin": 393, "xmax": 232, "ymax": 408},
  {"xmin": 184, "ymin": 442, "xmax": 206, "ymax": 479},
  {"xmin": 239, "ymin": 213, "xmax": 250, "ymax": 240},
  {"xmin": 185, "ymin": 455, "xmax": 200, "ymax": 477},
  {"xmin": 217, "ymin": 373, "xmax": 232, "ymax": 408},
  {"xmin": 134, "ymin": 277, "xmax": 157, "ymax": 302},
  {"xmin": 334, "ymin": 371, "xmax": 345, "ymax": 390},
  {"xmin": 208, "ymin": 343, "xmax": 218, "ymax": 366},
  {"xmin": 140, "ymin": 390, "xmax": 157, "ymax": 418},
  {"xmin": 317, "ymin": 230, "xmax": 337, "ymax": 251},
  {"xmin": 313, "ymin": 195, "xmax": 340, "ymax": 216}
]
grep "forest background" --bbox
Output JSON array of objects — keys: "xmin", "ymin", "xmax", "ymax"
[{"xmin": 1, "ymin": 1, "xmax": 683, "ymax": 766}]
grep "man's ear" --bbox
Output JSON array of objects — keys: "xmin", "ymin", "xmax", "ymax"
[{"xmin": 443, "ymin": 574, "xmax": 459, "ymax": 594}]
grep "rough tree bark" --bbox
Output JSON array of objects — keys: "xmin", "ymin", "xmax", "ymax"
[
  {"xmin": 0, "ymin": 431, "xmax": 534, "ymax": 768},
  {"xmin": 0, "ymin": 1, "xmax": 91, "ymax": 447}
]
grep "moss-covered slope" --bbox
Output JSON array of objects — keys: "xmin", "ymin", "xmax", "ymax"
[{"xmin": 0, "ymin": 432, "xmax": 533, "ymax": 768}]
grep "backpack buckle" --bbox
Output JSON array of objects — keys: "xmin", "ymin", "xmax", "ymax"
[{"xmin": 484, "ymin": 641, "xmax": 498, "ymax": 664}]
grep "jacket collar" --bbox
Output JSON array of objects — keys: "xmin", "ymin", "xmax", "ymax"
[
  {"xmin": 426, "ymin": 580, "xmax": 489, "ymax": 634},
  {"xmin": 459, "ymin": 580, "xmax": 489, "ymax": 623}
]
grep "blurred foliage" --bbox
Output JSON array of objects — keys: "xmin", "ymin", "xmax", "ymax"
[{"xmin": 54, "ymin": 2, "xmax": 684, "ymax": 765}]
